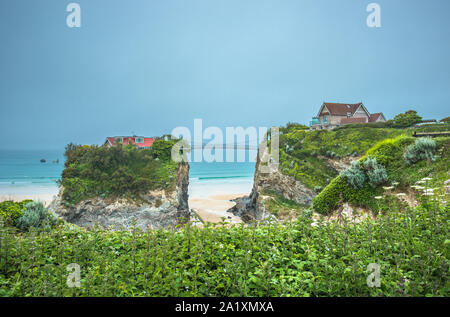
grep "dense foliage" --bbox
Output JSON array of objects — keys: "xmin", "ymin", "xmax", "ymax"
[
  {"xmin": 278, "ymin": 125, "xmax": 405, "ymax": 189},
  {"xmin": 16, "ymin": 202, "xmax": 57, "ymax": 232},
  {"xmin": 0, "ymin": 200, "xmax": 58, "ymax": 232},
  {"xmin": 391, "ymin": 110, "xmax": 422, "ymax": 128},
  {"xmin": 313, "ymin": 136, "xmax": 449, "ymax": 214},
  {"xmin": 340, "ymin": 161, "xmax": 366, "ymax": 189},
  {"xmin": 61, "ymin": 139, "xmax": 180, "ymax": 205},
  {"xmin": 341, "ymin": 157, "xmax": 388, "ymax": 190},
  {"xmin": 403, "ymin": 137, "xmax": 436, "ymax": 165},
  {"xmin": 0, "ymin": 200, "xmax": 32, "ymax": 227},
  {"xmin": 0, "ymin": 197, "xmax": 448, "ymax": 297}
]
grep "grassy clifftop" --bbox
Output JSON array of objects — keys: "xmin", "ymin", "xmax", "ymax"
[
  {"xmin": 312, "ymin": 135, "xmax": 449, "ymax": 214},
  {"xmin": 60, "ymin": 139, "xmax": 181, "ymax": 206},
  {"xmin": 278, "ymin": 125, "xmax": 406, "ymax": 189}
]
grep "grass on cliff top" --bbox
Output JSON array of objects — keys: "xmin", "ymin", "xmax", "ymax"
[
  {"xmin": 0, "ymin": 198, "xmax": 448, "ymax": 297},
  {"xmin": 312, "ymin": 135, "xmax": 450, "ymax": 214},
  {"xmin": 60, "ymin": 139, "xmax": 181, "ymax": 206},
  {"xmin": 278, "ymin": 125, "xmax": 406, "ymax": 189},
  {"xmin": 259, "ymin": 189, "xmax": 310, "ymax": 220}
]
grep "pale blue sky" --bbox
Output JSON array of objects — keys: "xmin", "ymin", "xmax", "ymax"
[{"xmin": 0, "ymin": 0, "xmax": 449, "ymax": 149}]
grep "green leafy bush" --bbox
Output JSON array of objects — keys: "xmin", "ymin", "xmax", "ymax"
[
  {"xmin": 16, "ymin": 201, "xmax": 57, "ymax": 231},
  {"xmin": 361, "ymin": 156, "xmax": 388, "ymax": 188},
  {"xmin": 0, "ymin": 201, "xmax": 23, "ymax": 226},
  {"xmin": 0, "ymin": 200, "xmax": 33, "ymax": 226},
  {"xmin": 403, "ymin": 137, "xmax": 436, "ymax": 165},
  {"xmin": 340, "ymin": 161, "xmax": 366, "ymax": 189},
  {"xmin": 61, "ymin": 139, "xmax": 180, "ymax": 205},
  {"xmin": 391, "ymin": 110, "xmax": 422, "ymax": 128}
]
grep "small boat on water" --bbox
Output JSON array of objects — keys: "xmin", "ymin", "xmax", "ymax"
[
  {"xmin": 40, "ymin": 158, "xmax": 46, "ymax": 163},
  {"xmin": 52, "ymin": 159, "xmax": 59, "ymax": 164}
]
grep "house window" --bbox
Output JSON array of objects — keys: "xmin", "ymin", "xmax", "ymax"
[
  {"xmin": 323, "ymin": 115, "xmax": 328, "ymax": 122},
  {"xmin": 347, "ymin": 112, "xmax": 351, "ymax": 118},
  {"xmin": 136, "ymin": 137, "xmax": 144, "ymax": 143}
]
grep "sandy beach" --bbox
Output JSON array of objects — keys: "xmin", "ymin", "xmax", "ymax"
[
  {"xmin": 0, "ymin": 193, "xmax": 56, "ymax": 207},
  {"xmin": 189, "ymin": 193, "xmax": 247, "ymax": 225},
  {"xmin": 0, "ymin": 190, "xmax": 249, "ymax": 225}
]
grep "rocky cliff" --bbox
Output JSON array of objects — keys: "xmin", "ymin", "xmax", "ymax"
[
  {"xmin": 229, "ymin": 146, "xmax": 316, "ymax": 222},
  {"xmin": 49, "ymin": 163, "xmax": 189, "ymax": 230}
]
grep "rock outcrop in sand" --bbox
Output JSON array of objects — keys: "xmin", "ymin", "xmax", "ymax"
[
  {"xmin": 229, "ymin": 145, "xmax": 316, "ymax": 222},
  {"xmin": 49, "ymin": 163, "xmax": 189, "ymax": 230}
]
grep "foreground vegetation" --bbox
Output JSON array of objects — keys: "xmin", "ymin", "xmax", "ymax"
[{"xmin": 0, "ymin": 193, "xmax": 448, "ymax": 296}]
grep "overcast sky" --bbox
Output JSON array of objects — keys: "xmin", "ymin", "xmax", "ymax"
[{"xmin": 1, "ymin": 0, "xmax": 449, "ymax": 149}]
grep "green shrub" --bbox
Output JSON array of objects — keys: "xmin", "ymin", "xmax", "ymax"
[
  {"xmin": 61, "ymin": 139, "xmax": 180, "ymax": 205},
  {"xmin": 340, "ymin": 161, "xmax": 366, "ymax": 189},
  {"xmin": 313, "ymin": 136, "xmax": 417, "ymax": 214},
  {"xmin": 0, "ymin": 201, "xmax": 23, "ymax": 226},
  {"xmin": 361, "ymin": 156, "xmax": 388, "ymax": 188},
  {"xmin": 391, "ymin": 110, "xmax": 422, "ymax": 128},
  {"xmin": 403, "ymin": 137, "xmax": 436, "ymax": 165},
  {"xmin": 16, "ymin": 201, "xmax": 57, "ymax": 231}
]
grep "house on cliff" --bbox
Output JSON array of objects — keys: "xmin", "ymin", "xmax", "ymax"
[
  {"xmin": 309, "ymin": 102, "xmax": 386, "ymax": 130},
  {"xmin": 104, "ymin": 136, "xmax": 155, "ymax": 149}
]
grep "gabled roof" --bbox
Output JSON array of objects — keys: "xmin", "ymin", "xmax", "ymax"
[
  {"xmin": 106, "ymin": 136, "xmax": 154, "ymax": 148},
  {"xmin": 368, "ymin": 112, "xmax": 385, "ymax": 122},
  {"xmin": 317, "ymin": 102, "xmax": 365, "ymax": 116},
  {"xmin": 340, "ymin": 117, "xmax": 368, "ymax": 125}
]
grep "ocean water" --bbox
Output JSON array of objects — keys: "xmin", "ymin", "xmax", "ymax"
[
  {"xmin": 0, "ymin": 150, "xmax": 64, "ymax": 195},
  {"xmin": 0, "ymin": 150, "xmax": 255, "ymax": 198},
  {"xmin": 189, "ymin": 162, "xmax": 255, "ymax": 198}
]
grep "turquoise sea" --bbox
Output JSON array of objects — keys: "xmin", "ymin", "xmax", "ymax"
[
  {"xmin": 0, "ymin": 150, "xmax": 64, "ymax": 195},
  {"xmin": 0, "ymin": 150, "xmax": 255, "ymax": 198}
]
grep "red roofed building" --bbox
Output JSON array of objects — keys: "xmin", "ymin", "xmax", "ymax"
[
  {"xmin": 104, "ymin": 136, "xmax": 154, "ymax": 149},
  {"xmin": 368, "ymin": 112, "xmax": 386, "ymax": 122},
  {"xmin": 310, "ymin": 102, "xmax": 386, "ymax": 130}
]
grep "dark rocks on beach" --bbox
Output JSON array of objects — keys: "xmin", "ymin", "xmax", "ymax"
[{"xmin": 228, "ymin": 145, "xmax": 316, "ymax": 222}]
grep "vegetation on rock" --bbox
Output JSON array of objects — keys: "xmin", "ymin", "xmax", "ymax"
[
  {"xmin": 313, "ymin": 135, "xmax": 449, "ymax": 214},
  {"xmin": 278, "ymin": 125, "xmax": 405, "ymax": 189},
  {"xmin": 60, "ymin": 139, "xmax": 181, "ymax": 205}
]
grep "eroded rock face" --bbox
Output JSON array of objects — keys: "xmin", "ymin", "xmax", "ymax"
[
  {"xmin": 49, "ymin": 163, "xmax": 190, "ymax": 230},
  {"xmin": 229, "ymin": 146, "xmax": 316, "ymax": 222}
]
